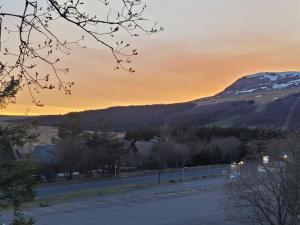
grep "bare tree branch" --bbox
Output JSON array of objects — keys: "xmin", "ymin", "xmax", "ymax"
[{"xmin": 0, "ymin": 0, "xmax": 162, "ymax": 107}]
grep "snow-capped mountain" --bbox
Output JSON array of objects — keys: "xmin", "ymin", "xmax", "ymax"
[{"xmin": 218, "ymin": 72, "xmax": 300, "ymax": 96}]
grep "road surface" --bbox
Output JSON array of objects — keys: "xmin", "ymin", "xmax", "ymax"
[
  {"xmin": 37, "ymin": 166, "xmax": 226, "ymax": 196},
  {"xmin": 1, "ymin": 177, "xmax": 237, "ymax": 225}
]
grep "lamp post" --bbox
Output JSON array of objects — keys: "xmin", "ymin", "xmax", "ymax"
[
  {"xmin": 114, "ymin": 164, "xmax": 117, "ymax": 177},
  {"xmin": 182, "ymin": 166, "xmax": 187, "ymax": 182}
]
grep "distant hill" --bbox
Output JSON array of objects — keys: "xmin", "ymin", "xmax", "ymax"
[
  {"xmin": 0, "ymin": 115, "xmax": 29, "ymax": 122},
  {"xmin": 3, "ymin": 71, "xmax": 300, "ymax": 131}
]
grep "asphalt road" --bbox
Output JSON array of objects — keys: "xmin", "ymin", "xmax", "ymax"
[
  {"xmin": 37, "ymin": 166, "xmax": 227, "ymax": 197},
  {"xmin": 1, "ymin": 177, "xmax": 236, "ymax": 225}
]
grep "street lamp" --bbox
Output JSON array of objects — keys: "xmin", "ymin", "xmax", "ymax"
[
  {"xmin": 114, "ymin": 164, "xmax": 117, "ymax": 177},
  {"xmin": 182, "ymin": 166, "xmax": 188, "ymax": 182},
  {"xmin": 263, "ymin": 156, "xmax": 269, "ymax": 165}
]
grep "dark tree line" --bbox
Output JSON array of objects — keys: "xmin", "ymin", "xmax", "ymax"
[
  {"xmin": 37, "ymin": 122, "xmax": 286, "ymax": 184},
  {"xmin": 125, "ymin": 126, "xmax": 284, "ymax": 142},
  {"xmin": 123, "ymin": 126, "xmax": 284, "ymax": 167},
  {"xmin": 38, "ymin": 114, "xmax": 126, "ymax": 182}
]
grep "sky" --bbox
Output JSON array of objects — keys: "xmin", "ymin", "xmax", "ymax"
[{"xmin": 2, "ymin": 0, "xmax": 300, "ymax": 115}]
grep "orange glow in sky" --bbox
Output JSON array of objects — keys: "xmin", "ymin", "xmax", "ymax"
[{"xmin": 2, "ymin": 0, "xmax": 300, "ymax": 115}]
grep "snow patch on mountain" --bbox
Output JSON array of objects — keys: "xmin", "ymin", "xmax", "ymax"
[
  {"xmin": 218, "ymin": 71, "xmax": 300, "ymax": 96},
  {"xmin": 238, "ymin": 89, "xmax": 257, "ymax": 94},
  {"xmin": 247, "ymin": 72, "xmax": 300, "ymax": 81}
]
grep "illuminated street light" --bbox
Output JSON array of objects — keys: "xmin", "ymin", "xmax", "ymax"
[{"xmin": 263, "ymin": 156, "xmax": 269, "ymax": 165}]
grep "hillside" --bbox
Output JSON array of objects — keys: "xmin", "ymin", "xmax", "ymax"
[
  {"xmin": 3, "ymin": 71, "xmax": 300, "ymax": 131},
  {"xmin": 218, "ymin": 71, "xmax": 300, "ymax": 96}
]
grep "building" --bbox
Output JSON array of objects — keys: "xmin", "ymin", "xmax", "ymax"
[{"xmin": 32, "ymin": 144, "xmax": 57, "ymax": 164}]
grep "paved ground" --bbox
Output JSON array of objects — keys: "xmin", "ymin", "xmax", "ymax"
[
  {"xmin": 37, "ymin": 166, "xmax": 226, "ymax": 197},
  {"xmin": 1, "ymin": 177, "xmax": 236, "ymax": 225}
]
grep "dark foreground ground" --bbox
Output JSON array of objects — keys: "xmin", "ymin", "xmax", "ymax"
[{"xmin": 1, "ymin": 176, "xmax": 238, "ymax": 225}]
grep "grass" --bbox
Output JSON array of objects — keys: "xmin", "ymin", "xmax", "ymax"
[
  {"xmin": 38, "ymin": 175, "xmax": 118, "ymax": 187},
  {"xmin": 33, "ymin": 183, "xmax": 154, "ymax": 208}
]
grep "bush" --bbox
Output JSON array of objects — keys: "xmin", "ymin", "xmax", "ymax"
[
  {"xmin": 11, "ymin": 217, "xmax": 35, "ymax": 225},
  {"xmin": 38, "ymin": 202, "xmax": 50, "ymax": 208}
]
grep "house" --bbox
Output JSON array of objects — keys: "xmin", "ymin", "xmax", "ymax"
[
  {"xmin": 32, "ymin": 144, "xmax": 57, "ymax": 164},
  {"xmin": 122, "ymin": 139, "xmax": 158, "ymax": 168},
  {"xmin": 134, "ymin": 139, "xmax": 158, "ymax": 158}
]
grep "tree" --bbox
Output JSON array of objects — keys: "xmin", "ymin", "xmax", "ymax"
[
  {"xmin": 57, "ymin": 113, "xmax": 84, "ymax": 138},
  {"xmin": 0, "ymin": 123, "xmax": 38, "ymax": 163},
  {"xmin": 0, "ymin": 124, "xmax": 38, "ymax": 225},
  {"xmin": 0, "ymin": 160, "xmax": 38, "ymax": 224},
  {"xmin": 38, "ymin": 161, "xmax": 58, "ymax": 183},
  {"xmin": 56, "ymin": 136, "xmax": 88, "ymax": 179},
  {"xmin": 0, "ymin": 0, "xmax": 161, "ymax": 106},
  {"xmin": 149, "ymin": 125, "xmax": 173, "ymax": 184},
  {"xmin": 148, "ymin": 140, "xmax": 173, "ymax": 184},
  {"xmin": 226, "ymin": 134, "xmax": 300, "ymax": 225},
  {"xmin": 55, "ymin": 114, "xmax": 88, "ymax": 179},
  {"xmin": 125, "ymin": 127, "xmax": 158, "ymax": 141},
  {"xmin": 171, "ymin": 142, "xmax": 190, "ymax": 168},
  {"xmin": 85, "ymin": 132, "xmax": 125, "ymax": 176},
  {"xmin": 210, "ymin": 137, "xmax": 242, "ymax": 164}
]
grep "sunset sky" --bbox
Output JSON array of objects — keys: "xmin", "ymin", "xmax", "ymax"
[{"xmin": 2, "ymin": 0, "xmax": 300, "ymax": 115}]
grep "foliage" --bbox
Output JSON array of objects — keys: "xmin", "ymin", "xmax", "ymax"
[
  {"xmin": 85, "ymin": 132, "xmax": 126, "ymax": 175},
  {"xmin": 55, "ymin": 114, "xmax": 87, "ymax": 178},
  {"xmin": 40, "ymin": 125, "xmax": 286, "ymax": 182},
  {"xmin": 54, "ymin": 114, "xmax": 125, "ymax": 178},
  {"xmin": 57, "ymin": 113, "xmax": 84, "ymax": 139},
  {"xmin": 38, "ymin": 162, "xmax": 57, "ymax": 183},
  {"xmin": 0, "ymin": 123, "xmax": 38, "ymax": 163},
  {"xmin": 125, "ymin": 127, "xmax": 158, "ymax": 141},
  {"xmin": 123, "ymin": 126, "xmax": 283, "ymax": 167},
  {"xmin": 125, "ymin": 126, "xmax": 284, "ymax": 143},
  {"xmin": 0, "ymin": 123, "xmax": 39, "ymax": 224},
  {"xmin": 0, "ymin": 159, "xmax": 38, "ymax": 223},
  {"xmin": 11, "ymin": 216, "xmax": 35, "ymax": 225},
  {"xmin": 56, "ymin": 136, "xmax": 88, "ymax": 179}
]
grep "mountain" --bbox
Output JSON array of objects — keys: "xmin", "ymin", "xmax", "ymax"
[
  {"xmin": 3, "ymin": 71, "xmax": 300, "ymax": 130},
  {"xmin": 218, "ymin": 72, "xmax": 300, "ymax": 96}
]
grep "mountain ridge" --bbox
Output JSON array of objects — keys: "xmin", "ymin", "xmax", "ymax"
[
  {"xmin": 217, "ymin": 71, "xmax": 300, "ymax": 97},
  {"xmin": 3, "ymin": 71, "xmax": 300, "ymax": 130}
]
